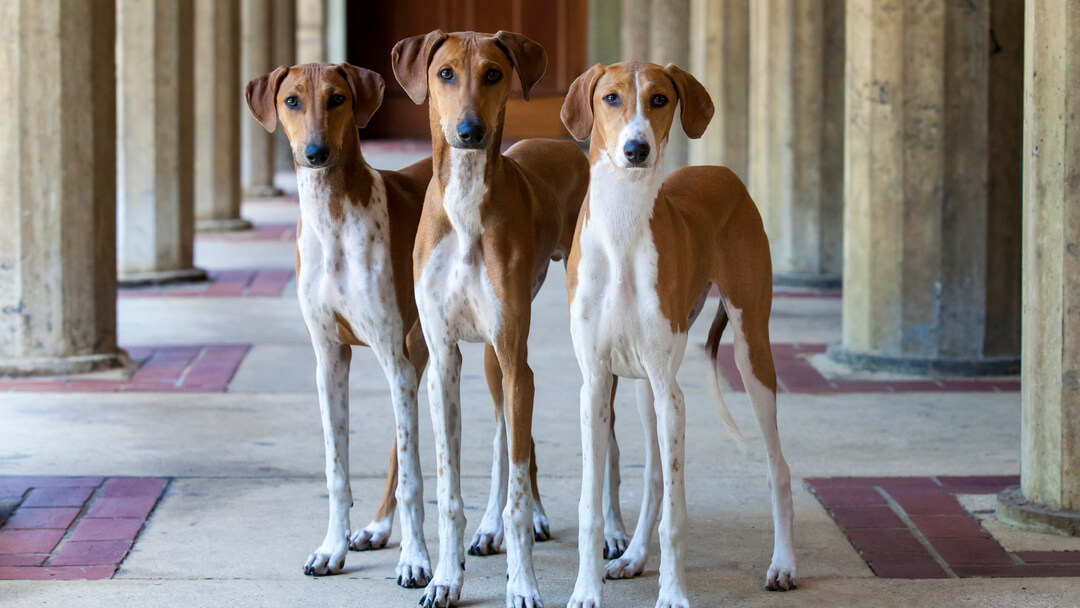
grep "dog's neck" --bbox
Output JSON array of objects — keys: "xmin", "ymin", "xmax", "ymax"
[
  {"xmin": 295, "ymin": 127, "xmax": 374, "ymax": 228},
  {"xmin": 430, "ymin": 113, "xmax": 505, "ymax": 249},
  {"xmin": 584, "ymin": 144, "xmax": 666, "ymax": 245}
]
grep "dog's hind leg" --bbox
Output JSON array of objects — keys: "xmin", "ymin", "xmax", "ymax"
[
  {"xmin": 602, "ymin": 376, "xmax": 630, "ymax": 559},
  {"xmin": 469, "ymin": 345, "xmax": 510, "ymax": 556}
]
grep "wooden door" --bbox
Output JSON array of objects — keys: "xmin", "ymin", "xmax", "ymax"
[{"xmin": 348, "ymin": 0, "xmax": 587, "ymax": 139}]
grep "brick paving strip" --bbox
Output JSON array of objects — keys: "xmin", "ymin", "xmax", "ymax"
[
  {"xmin": 713, "ymin": 344, "xmax": 1020, "ymax": 394},
  {"xmin": 806, "ymin": 476, "xmax": 1080, "ymax": 578},
  {"xmin": 118, "ymin": 269, "xmax": 294, "ymax": 298},
  {"xmin": 0, "ymin": 345, "xmax": 250, "ymax": 393},
  {"xmin": 0, "ymin": 477, "xmax": 169, "ymax": 580},
  {"xmin": 196, "ymin": 223, "xmax": 297, "ymax": 242}
]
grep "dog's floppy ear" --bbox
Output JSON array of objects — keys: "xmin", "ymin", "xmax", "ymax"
[
  {"xmin": 561, "ymin": 63, "xmax": 605, "ymax": 141},
  {"xmin": 663, "ymin": 64, "xmax": 714, "ymax": 139},
  {"xmin": 245, "ymin": 66, "xmax": 289, "ymax": 133},
  {"xmin": 392, "ymin": 29, "xmax": 448, "ymax": 105},
  {"xmin": 493, "ymin": 31, "xmax": 547, "ymax": 101},
  {"xmin": 336, "ymin": 63, "xmax": 385, "ymax": 128}
]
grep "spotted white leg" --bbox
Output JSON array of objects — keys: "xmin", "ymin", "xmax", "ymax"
[
  {"xmin": 304, "ymin": 342, "xmax": 352, "ymax": 576},
  {"xmin": 502, "ymin": 356, "xmax": 542, "ymax": 608},
  {"xmin": 420, "ymin": 343, "xmax": 466, "ymax": 608},
  {"xmin": 567, "ymin": 372, "xmax": 613, "ymax": 608},
  {"xmin": 602, "ymin": 386, "xmax": 629, "ymax": 560},
  {"xmin": 471, "ymin": 400, "xmax": 509, "ymax": 556},
  {"xmin": 606, "ymin": 379, "xmax": 661, "ymax": 580},
  {"xmin": 652, "ymin": 375, "xmax": 689, "ymax": 608}
]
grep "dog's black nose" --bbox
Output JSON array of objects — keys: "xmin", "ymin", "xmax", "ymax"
[
  {"xmin": 457, "ymin": 120, "xmax": 486, "ymax": 146},
  {"xmin": 305, "ymin": 142, "xmax": 330, "ymax": 166},
  {"xmin": 624, "ymin": 140, "xmax": 650, "ymax": 165}
]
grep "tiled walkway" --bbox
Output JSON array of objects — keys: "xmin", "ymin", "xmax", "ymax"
[
  {"xmin": 119, "ymin": 269, "xmax": 293, "ymax": 298},
  {"xmin": 0, "ymin": 477, "xmax": 168, "ymax": 579}
]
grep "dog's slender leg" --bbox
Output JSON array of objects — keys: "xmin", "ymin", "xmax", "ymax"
[
  {"xmin": 529, "ymin": 440, "xmax": 550, "ymax": 541},
  {"xmin": 605, "ymin": 379, "xmax": 661, "ymax": 580},
  {"xmin": 602, "ymin": 376, "xmax": 628, "ymax": 559},
  {"xmin": 351, "ymin": 443, "xmax": 396, "ymax": 551},
  {"xmin": 731, "ymin": 310, "xmax": 797, "ymax": 591},
  {"xmin": 470, "ymin": 345, "xmax": 509, "ymax": 556},
  {"xmin": 304, "ymin": 342, "xmax": 353, "ymax": 576},
  {"xmin": 567, "ymin": 370, "xmax": 613, "ymax": 608},
  {"xmin": 420, "ymin": 342, "xmax": 466, "ymax": 608},
  {"xmin": 652, "ymin": 373, "xmax": 690, "ymax": 608}
]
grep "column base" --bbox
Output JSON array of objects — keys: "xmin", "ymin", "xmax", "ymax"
[
  {"xmin": 242, "ymin": 185, "xmax": 283, "ymax": 198},
  {"xmin": 196, "ymin": 217, "xmax": 254, "ymax": 233},
  {"xmin": 774, "ymin": 273, "xmax": 842, "ymax": 290},
  {"xmin": 826, "ymin": 343, "xmax": 1020, "ymax": 377},
  {"xmin": 997, "ymin": 486, "xmax": 1080, "ymax": 537},
  {"xmin": 118, "ymin": 267, "xmax": 208, "ymax": 287},
  {"xmin": 0, "ymin": 351, "xmax": 130, "ymax": 378}
]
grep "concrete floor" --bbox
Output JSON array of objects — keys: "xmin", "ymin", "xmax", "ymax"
[{"xmin": 0, "ymin": 152, "xmax": 1076, "ymax": 608}]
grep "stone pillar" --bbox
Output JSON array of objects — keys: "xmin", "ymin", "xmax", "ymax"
[
  {"xmin": 296, "ymin": 0, "xmax": 326, "ymax": 64},
  {"xmin": 829, "ymin": 0, "xmax": 1020, "ymax": 376},
  {"xmin": 325, "ymin": 0, "xmax": 346, "ymax": 64},
  {"xmin": 689, "ymin": 0, "xmax": 748, "ymax": 181},
  {"xmin": 116, "ymin": 0, "xmax": 206, "ymax": 285},
  {"xmin": 0, "ymin": 0, "xmax": 125, "ymax": 376},
  {"xmin": 241, "ymin": 0, "xmax": 281, "ymax": 197},
  {"xmin": 649, "ymin": 0, "xmax": 690, "ymax": 171},
  {"xmin": 274, "ymin": 0, "xmax": 296, "ymax": 172},
  {"xmin": 620, "ymin": 0, "xmax": 650, "ymax": 61},
  {"xmin": 748, "ymin": 0, "xmax": 844, "ymax": 288},
  {"xmin": 194, "ymin": 0, "xmax": 250, "ymax": 233},
  {"xmin": 996, "ymin": 0, "xmax": 1080, "ymax": 535},
  {"xmin": 588, "ymin": 0, "xmax": 622, "ymax": 65}
]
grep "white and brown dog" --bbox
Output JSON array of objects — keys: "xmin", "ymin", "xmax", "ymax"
[
  {"xmin": 561, "ymin": 62, "xmax": 797, "ymax": 607},
  {"xmin": 392, "ymin": 30, "xmax": 590, "ymax": 608}
]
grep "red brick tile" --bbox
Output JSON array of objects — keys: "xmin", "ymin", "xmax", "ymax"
[
  {"xmin": 844, "ymin": 529, "xmax": 926, "ymax": 554},
  {"xmin": 0, "ymin": 554, "xmax": 47, "ymax": 566},
  {"xmin": 69, "ymin": 518, "xmax": 145, "ymax": 542},
  {"xmin": 1017, "ymin": 551, "xmax": 1080, "ymax": 563},
  {"xmin": 84, "ymin": 496, "xmax": 159, "ymax": 519},
  {"xmin": 890, "ymin": 491, "xmax": 968, "ymax": 516},
  {"xmin": 812, "ymin": 486, "xmax": 888, "ymax": 507},
  {"xmin": 829, "ymin": 506, "xmax": 906, "ymax": 529},
  {"xmin": 50, "ymin": 540, "xmax": 132, "ymax": 566},
  {"xmin": 20, "ymin": 486, "xmax": 95, "ymax": 508},
  {"xmin": 862, "ymin": 553, "xmax": 948, "ymax": 579},
  {"xmin": 0, "ymin": 479, "xmax": 32, "ymax": 498},
  {"xmin": 4, "ymin": 507, "xmax": 80, "ymax": 529},
  {"xmin": 100, "ymin": 478, "xmax": 166, "ymax": 498},
  {"xmin": 11, "ymin": 477, "xmax": 103, "ymax": 488},
  {"xmin": 0, "ymin": 529, "xmax": 65, "ymax": 553},
  {"xmin": 0, "ymin": 565, "xmax": 116, "ymax": 580},
  {"xmin": 909, "ymin": 515, "xmax": 991, "ymax": 538},
  {"xmin": 930, "ymin": 538, "xmax": 1012, "ymax": 565}
]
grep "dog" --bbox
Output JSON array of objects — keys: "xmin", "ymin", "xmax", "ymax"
[
  {"xmin": 392, "ymin": 30, "xmax": 590, "ymax": 608},
  {"xmin": 560, "ymin": 61, "xmax": 797, "ymax": 607}
]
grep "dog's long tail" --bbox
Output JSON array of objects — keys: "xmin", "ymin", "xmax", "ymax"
[{"xmin": 705, "ymin": 302, "xmax": 747, "ymax": 452}]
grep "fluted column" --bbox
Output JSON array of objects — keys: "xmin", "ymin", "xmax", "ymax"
[
  {"xmin": 195, "ymin": 0, "xmax": 250, "ymax": 233},
  {"xmin": 620, "ymin": 0, "xmax": 650, "ymax": 61},
  {"xmin": 689, "ymin": 0, "xmax": 748, "ymax": 180},
  {"xmin": 997, "ymin": 0, "xmax": 1080, "ymax": 535},
  {"xmin": 749, "ymin": 0, "xmax": 844, "ymax": 287},
  {"xmin": 830, "ymin": 0, "xmax": 1020, "ymax": 376},
  {"xmin": 273, "ymin": 0, "xmax": 296, "ymax": 172},
  {"xmin": 241, "ymin": 0, "xmax": 281, "ymax": 197},
  {"xmin": 649, "ymin": 0, "xmax": 690, "ymax": 171},
  {"xmin": 0, "ymin": 0, "xmax": 125, "ymax": 376},
  {"xmin": 296, "ymin": 0, "xmax": 326, "ymax": 64},
  {"xmin": 116, "ymin": 0, "xmax": 206, "ymax": 285}
]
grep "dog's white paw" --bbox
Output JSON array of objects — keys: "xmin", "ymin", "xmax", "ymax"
[
  {"xmin": 468, "ymin": 522, "xmax": 504, "ymax": 556},
  {"xmin": 604, "ymin": 547, "xmax": 647, "ymax": 580},
  {"xmin": 419, "ymin": 562, "xmax": 464, "ymax": 608},
  {"xmin": 349, "ymin": 518, "xmax": 391, "ymax": 551},
  {"xmin": 603, "ymin": 528, "xmax": 628, "ymax": 559},
  {"xmin": 566, "ymin": 577, "xmax": 603, "ymax": 608},
  {"xmin": 765, "ymin": 556, "xmax": 797, "ymax": 591},
  {"xmin": 303, "ymin": 536, "xmax": 348, "ymax": 576},
  {"xmin": 396, "ymin": 549, "xmax": 432, "ymax": 588},
  {"xmin": 506, "ymin": 590, "xmax": 543, "ymax": 608},
  {"xmin": 654, "ymin": 595, "xmax": 689, "ymax": 608},
  {"xmin": 532, "ymin": 509, "xmax": 551, "ymax": 542}
]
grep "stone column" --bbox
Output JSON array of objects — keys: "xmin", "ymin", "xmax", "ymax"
[
  {"xmin": 620, "ymin": 0, "xmax": 650, "ymax": 61},
  {"xmin": 829, "ymin": 0, "xmax": 1020, "ymax": 376},
  {"xmin": 195, "ymin": 0, "xmax": 250, "ymax": 233},
  {"xmin": 588, "ymin": 0, "xmax": 622, "ymax": 65},
  {"xmin": 649, "ymin": 0, "xmax": 690, "ymax": 171},
  {"xmin": 689, "ymin": 0, "xmax": 748, "ymax": 181},
  {"xmin": 274, "ymin": 0, "xmax": 296, "ymax": 172},
  {"xmin": 0, "ymin": 0, "xmax": 125, "ymax": 376},
  {"xmin": 116, "ymin": 0, "xmax": 205, "ymax": 285},
  {"xmin": 241, "ymin": 0, "xmax": 281, "ymax": 197},
  {"xmin": 996, "ymin": 0, "xmax": 1080, "ymax": 535},
  {"xmin": 748, "ymin": 0, "xmax": 844, "ymax": 288},
  {"xmin": 296, "ymin": 0, "xmax": 326, "ymax": 64}
]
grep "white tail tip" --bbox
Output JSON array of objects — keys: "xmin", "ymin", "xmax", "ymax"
[{"xmin": 707, "ymin": 353, "xmax": 747, "ymax": 454}]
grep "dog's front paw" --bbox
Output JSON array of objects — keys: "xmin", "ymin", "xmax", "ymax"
[
  {"xmin": 566, "ymin": 577, "xmax": 602, "ymax": 608},
  {"xmin": 303, "ymin": 538, "xmax": 348, "ymax": 576},
  {"xmin": 604, "ymin": 547, "xmax": 646, "ymax": 580},
  {"xmin": 506, "ymin": 590, "xmax": 543, "ymax": 608},
  {"xmin": 396, "ymin": 551, "xmax": 432, "ymax": 588},
  {"xmin": 532, "ymin": 509, "xmax": 551, "ymax": 542},
  {"xmin": 349, "ymin": 518, "xmax": 391, "ymax": 551},
  {"xmin": 654, "ymin": 595, "xmax": 689, "ymax": 608},
  {"xmin": 765, "ymin": 556, "xmax": 797, "ymax": 591},
  {"xmin": 419, "ymin": 582, "xmax": 462, "ymax": 608}
]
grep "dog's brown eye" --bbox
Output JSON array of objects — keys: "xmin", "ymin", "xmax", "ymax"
[
  {"xmin": 285, "ymin": 96, "xmax": 299, "ymax": 108},
  {"xmin": 439, "ymin": 68, "xmax": 454, "ymax": 81},
  {"xmin": 603, "ymin": 93, "xmax": 619, "ymax": 106},
  {"xmin": 485, "ymin": 69, "xmax": 502, "ymax": 83},
  {"xmin": 328, "ymin": 93, "xmax": 346, "ymax": 107},
  {"xmin": 652, "ymin": 94, "xmax": 668, "ymax": 107}
]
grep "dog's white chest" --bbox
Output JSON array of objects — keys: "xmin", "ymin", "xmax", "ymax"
[{"xmin": 295, "ymin": 168, "xmax": 401, "ymax": 346}]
